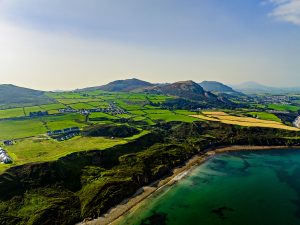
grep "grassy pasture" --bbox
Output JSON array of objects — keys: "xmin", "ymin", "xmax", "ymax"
[
  {"xmin": 46, "ymin": 92, "xmax": 86, "ymax": 99},
  {"xmin": 87, "ymin": 101, "xmax": 109, "ymax": 107},
  {"xmin": 47, "ymin": 109, "xmax": 59, "ymax": 115},
  {"xmin": 128, "ymin": 110, "xmax": 146, "ymax": 115},
  {"xmin": 0, "ymin": 136, "xmax": 127, "ymax": 171},
  {"xmin": 247, "ymin": 112, "xmax": 281, "ymax": 122},
  {"xmin": 24, "ymin": 106, "xmax": 43, "ymax": 115},
  {"xmin": 68, "ymin": 102, "xmax": 95, "ymax": 110},
  {"xmin": 174, "ymin": 110, "xmax": 197, "ymax": 115},
  {"xmin": 268, "ymin": 104, "xmax": 300, "ymax": 112},
  {"xmin": 116, "ymin": 114, "xmax": 132, "ymax": 119},
  {"xmin": 56, "ymin": 98, "xmax": 97, "ymax": 104},
  {"xmin": 0, "ymin": 128, "xmax": 152, "ymax": 172},
  {"xmin": 41, "ymin": 114, "xmax": 86, "ymax": 130},
  {"xmin": 0, "ymin": 107, "xmax": 25, "ymax": 119},
  {"xmin": 147, "ymin": 112, "xmax": 198, "ymax": 123},
  {"xmin": 89, "ymin": 112, "xmax": 118, "ymax": 120},
  {"xmin": 39, "ymin": 103, "xmax": 66, "ymax": 111},
  {"xmin": 0, "ymin": 119, "xmax": 47, "ymax": 140},
  {"xmin": 143, "ymin": 109, "xmax": 173, "ymax": 114}
]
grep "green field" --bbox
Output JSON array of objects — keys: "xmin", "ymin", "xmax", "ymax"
[
  {"xmin": 0, "ymin": 136, "xmax": 127, "ymax": 171},
  {"xmin": 0, "ymin": 107, "xmax": 25, "ymax": 119},
  {"xmin": 39, "ymin": 103, "xmax": 66, "ymax": 111},
  {"xmin": 89, "ymin": 112, "xmax": 118, "ymax": 120},
  {"xmin": 268, "ymin": 104, "xmax": 300, "ymax": 112},
  {"xmin": 247, "ymin": 112, "xmax": 282, "ymax": 122},
  {"xmin": 0, "ymin": 119, "xmax": 47, "ymax": 140},
  {"xmin": 24, "ymin": 106, "xmax": 43, "ymax": 115},
  {"xmin": 41, "ymin": 114, "xmax": 87, "ymax": 130},
  {"xmin": 69, "ymin": 102, "xmax": 95, "ymax": 110}
]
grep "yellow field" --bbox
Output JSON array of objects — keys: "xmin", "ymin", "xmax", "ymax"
[
  {"xmin": 203, "ymin": 111, "xmax": 228, "ymax": 116},
  {"xmin": 192, "ymin": 111, "xmax": 299, "ymax": 131}
]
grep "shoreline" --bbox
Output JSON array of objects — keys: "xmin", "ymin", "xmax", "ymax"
[{"xmin": 79, "ymin": 145, "xmax": 298, "ymax": 225}]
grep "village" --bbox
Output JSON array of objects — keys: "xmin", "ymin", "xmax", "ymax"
[
  {"xmin": 255, "ymin": 95, "xmax": 299, "ymax": 105},
  {"xmin": 59, "ymin": 103, "xmax": 127, "ymax": 115},
  {"xmin": 47, "ymin": 127, "xmax": 81, "ymax": 141}
]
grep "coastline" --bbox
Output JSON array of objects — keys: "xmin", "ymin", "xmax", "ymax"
[{"xmin": 79, "ymin": 145, "xmax": 298, "ymax": 225}]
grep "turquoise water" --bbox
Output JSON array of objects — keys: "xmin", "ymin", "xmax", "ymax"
[{"xmin": 117, "ymin": 149, "xmax": 300, "ymax": 225}]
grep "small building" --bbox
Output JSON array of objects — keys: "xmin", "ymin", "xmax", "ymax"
[
  {"xmin": 3, "ymin": 140, "xmax": 13, "ymax": 146},
  {"xmin": 0, "ymin": 148, "xmax": 12, "ymax": 164}
]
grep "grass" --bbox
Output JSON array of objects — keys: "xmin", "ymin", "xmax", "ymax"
[
  {"xmin": 87, "ymin": 101, "xmax": 109, "ymax": 108},
  {"xmin": 128, "ymin": 110, "xmax": 146, "ymax": 115},
  {"xmin": 0, "ymin": 119, "xmax": 47, "ymax": 140},
  {"xmin": 0, "ymin": 107, "xmax": 25, "ymax": 119},
  {"xmin": 24, "ymin": 106, "xmax": 43, "ymax": 115},
  {"xmin": 124, "ymin": 130, "xmax": 150, "ymax": 140},
  {"xmin": 0, "ymin": 129, "xmax": 152, "ymax": 172},
  {"xmin": 192, "ymin": 111, "xmax": 299, "ymax": 131},
  {"xmin": 268, "ymin": 104, "xmax": 300, "ymax": 112},
  {"xmin": 56, "ymin": 98, "xmax": 97, "ymax": 104},
  {"xmin": 41, "ymin": 114, "xmax": 87, "ymax": 130},
  {"xmin": 69, "ymin": 102, "xmax": 95, "ymax": 110},
  {"xmin": 147, "ymin": 112, "xmax": 199, "ymax": 122},
  {"xmin": 89, "ymin": 112, "xmax": 118, "ymax": 120},
  {"xmin": 39, "ymin": 103, "xmax": 66, "ymax": 111},
  {"xmin": 247, "ymin": 112, "xmax": 281, "ymax": 122},
  {"xmin": 174, "ymin": 110, "xmax": 196, "ymax": 115},
  {"xmin": 143, "ymin": 109, "xmax": 173, "ymax": 114},
  {"xmin": 1, "ymin": 136, "xmax": 127, "ymax": 172}
]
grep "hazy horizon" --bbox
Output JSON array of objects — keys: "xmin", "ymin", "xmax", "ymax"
[
  {"xmin": 1, "ymin": 0, "xmax": 300, "ymax": 90},
  {"xmin": 2, "ymin": 78, "xmax": 300, "ymax": 92}
]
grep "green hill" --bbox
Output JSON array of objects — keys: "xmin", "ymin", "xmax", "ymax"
[
  {"xmin": 81, "ymin": 78, "xmax": 153, "ymax": 92},
  {"xmin": 0, "ymin": 84, "xmax": 55, "ymax": 109}
]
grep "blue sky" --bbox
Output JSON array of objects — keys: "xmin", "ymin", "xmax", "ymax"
[{"xmin": 0, "ymin": 0, "xmax": 300, "ymax": 90}]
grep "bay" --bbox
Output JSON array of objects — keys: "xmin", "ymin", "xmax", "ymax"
[{"xmin": 116, "ymin": 149, "xmax": 300, "ymax": 225}]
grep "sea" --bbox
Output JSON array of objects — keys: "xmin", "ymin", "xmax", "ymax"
[{"xmin": 116, "ymin": 149, "xmax": 300, "ymax": 225}]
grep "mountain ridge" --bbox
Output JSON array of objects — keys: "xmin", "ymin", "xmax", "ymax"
[
  {"xmin": 0, "ymin": 84, "xmax": 55, "ymax": 108},
  {"xmin": 80, "ymin": 78, "xmax": 153, "ymax": 92}
]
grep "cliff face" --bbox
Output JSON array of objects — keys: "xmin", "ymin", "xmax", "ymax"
[
  {"xmin": 0, "ymin": 121, "xmax": 300, "ymax": 225},
  {"xmin": 294, "ymin": 116, "xmax": 300, "ymax": 128}
]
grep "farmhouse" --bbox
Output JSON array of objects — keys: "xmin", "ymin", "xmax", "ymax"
[{"xmin": 0, "ymin": 148, "xmax": 12, "ymax": 164}]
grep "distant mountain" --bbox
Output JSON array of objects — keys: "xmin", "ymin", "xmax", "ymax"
[
  {"xmin": 82, "ymin": 78, "xmax": 153, "ymax": 92},
  {"xmin": 231, "ymin": 82, "xmax": 300, "ymax": 94},
  {"xmin": 143, "ymin": 80, "xmax": 234, "ymax": 107},
  {"xmin": 144, "ymin": 80, "xmax": 206, "ymax": 100},
  {"xmin": 199, "ymin": 81, "xmax": 244, "ymax": 96},
  {"xmin": 0, "ymin": 84, "xmax": 54, "ymax": 108}
]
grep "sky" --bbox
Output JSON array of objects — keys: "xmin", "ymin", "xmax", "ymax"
[{"xmin": 0, "ymin": 0, "xmax": 300, "ymax": 90}]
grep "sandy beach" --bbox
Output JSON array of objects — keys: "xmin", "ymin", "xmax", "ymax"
[{"xmin": 79, "ymin": 145, "xmax": 298, "ymax": 225}]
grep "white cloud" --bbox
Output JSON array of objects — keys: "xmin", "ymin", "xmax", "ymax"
[{"xmin": 267, "ymin": 0, "xmax": 300, "ymax": 25}]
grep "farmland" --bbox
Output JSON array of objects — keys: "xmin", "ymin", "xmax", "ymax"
[
  {"xmin": 1, "ymin": 88, "xmax": 300, "ymax": 173},
  {"xmin": 192, "ymin": 111, "xmax": 299, "ymax": 131},
  {"xmin": 246, "ymin": 111, "xmax": 282, "ymax": 122},
  {"xmin": 0, "ymin": 136, "xmax": 127, "ymax": 171},
  {"xmin": 0, "ymin": 90, "xmax": 196, "ymax": 171},
  {"xmin": 268, "ymin": 104, "xmax": 300, "ymax": 112},
  {"xmin": 1, "ymin": 81, "xmax": 300, "ymax": 225}
]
